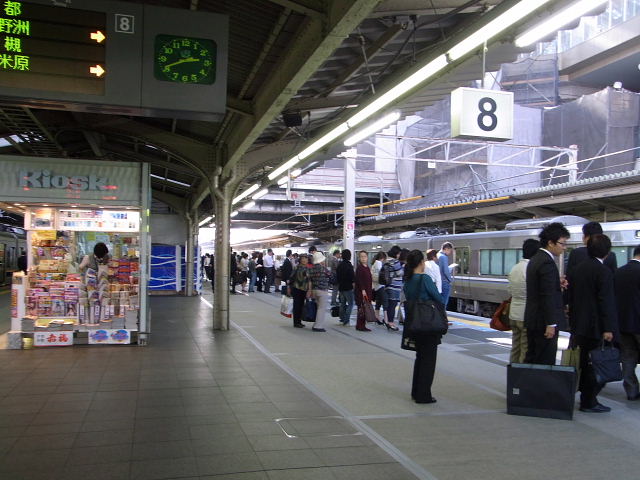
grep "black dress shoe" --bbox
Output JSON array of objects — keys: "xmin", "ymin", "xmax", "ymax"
[
  {"xmin": 311, "ymin": 327, "xmax": 326, "ymax": 332},
  {"xmin": 579, "ymin": 403, "xmax": 611, "ymax": 413},
  {"xmin": 293, "ymin": 323, "xmax": 305, "ymax": 328},
  {"xmin": 414, "ymin": 397, "xmax": 437, "ymax": 404},
  {"xmin": 627, "ymin": 393, "xmax": 640, "ymax": 401}
]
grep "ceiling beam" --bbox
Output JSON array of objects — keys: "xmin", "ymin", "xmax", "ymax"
[
  {"xmin": 221, "ymin": 0, "xmax": 382, "ymax": 178},
  {"xmin": 265, "ymin": 0, "xmax": 325, "ymax": 19},
  {"xmin": 318, "ymin": 23, "xmax": 403, "ymax": 97}
]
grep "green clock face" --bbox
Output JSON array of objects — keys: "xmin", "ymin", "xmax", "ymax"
[{"xmin": 154, "ymin": 35, "xmax": 216, "ymax": 85}]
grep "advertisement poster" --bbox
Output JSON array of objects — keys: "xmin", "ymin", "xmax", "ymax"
[
  {"xmin": 34, "ymin": 332, "xmax": 73, "ymax": 347},
  {"xmin": 11, "ymin": 289, "xmax": 17, "ymax": 318},
  {"xmin": 88, "ymin": 329, "xmax": 132, "ymax": 345}
]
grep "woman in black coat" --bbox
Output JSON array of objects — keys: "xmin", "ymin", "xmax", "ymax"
[{"xmin": 403, "ymin": 249, "xmax": 445, "ymax": 404}]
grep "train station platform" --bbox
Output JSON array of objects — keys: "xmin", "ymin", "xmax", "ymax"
[{"xmin": 1, "ymin": 291, "xmax": 640, "ymax": 480}]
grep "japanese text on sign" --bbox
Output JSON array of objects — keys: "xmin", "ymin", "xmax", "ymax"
[
  {"xmin": 0, "ymin": 1, "xmax": 30, "ymax": 71},
  {"xmin": 34, "ymin": 331, "xmax": 73, "ymax": 347}
]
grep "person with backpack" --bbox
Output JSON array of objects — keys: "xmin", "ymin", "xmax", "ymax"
[{"xmin": 381, "ymin": 245, "xmax": 403, "ymax": 331}]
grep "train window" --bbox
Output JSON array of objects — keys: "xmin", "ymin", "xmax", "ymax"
[
  {"xmin": 480, "ymin": 249, "xmax": 521, "ymax": 276},
  {"xmin": 610, "ymin": 246, "xmax": 631, "ymax": 263},
  {"xmin": 454, "ymin": 247, "xmax": 470, "ymax": 274}
]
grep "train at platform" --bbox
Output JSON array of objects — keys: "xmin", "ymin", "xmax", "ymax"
[
  {"xmin": 0, "ymin": 224, "xmax": 27, "ymax": 286},
  {"xmin": 280, "ymin": 216, "xmax": 640, "ymax": 317}
]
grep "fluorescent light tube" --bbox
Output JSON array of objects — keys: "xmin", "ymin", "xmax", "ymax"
[
  {"xmin": 290, "ymin": 169, "xmax": 302, "ymax": 177},
  {"xmin": 230, "ymin": 210, "xmax": 239, "ymax": 217},
  {"xmin": 198, "ymin": 216, "xmax": 213, "ymax": 227},
  {"xmin": 243, "ymin": 201, "xmax": 256, "ymax": 209},
  {"xmin": 344, "ymin": 111, "xmax": 401, "ymax": 146},
  {"xmin": 297, "ymin": 123, "xmax": 349, "ymax": 160},
  {"xmin": 277, "ymin": 176, "xmax": 289, "ymax": 185},
  {"xmin": 252, "ymin": 188, "xmax": 269, "ymax": 200},
  {"xmin": 268, "ymin": 156, "xmax": 300, "ymax": 180},
  {"xmin": 232, "ymin": 183, "xmax": 259, "ymax": 205},
  {"xmin": 448, "ymin": 0, "xmax": 551, "ymax": 60},
  {"xmin": 347, "ymin": 55, "xmax": 448, "ymax": 128},
  {"xmin": 515, "ymin": 0, "xmax": 607, "ymax": 47}
]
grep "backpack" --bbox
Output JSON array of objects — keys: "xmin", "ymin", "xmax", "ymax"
[{"xmin": 379, "ymin": 262, "xmax": 393, "ymax": 286}]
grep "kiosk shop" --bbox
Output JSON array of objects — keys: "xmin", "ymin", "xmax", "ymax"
[{"xmin": 1, "ymin": 156, "xmax": 150, "ymax": 347}]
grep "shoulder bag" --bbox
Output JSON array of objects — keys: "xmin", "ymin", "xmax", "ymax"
[
  {"xmin": 490, "ymin": 298, "xmax": 511, "ymax": 331},
  {"xmin": 404, "ymin": 276, "xmax": 448, "ymax": 336}
]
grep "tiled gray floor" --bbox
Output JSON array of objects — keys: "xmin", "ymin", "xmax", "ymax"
[{"xmin": 0, "ymin": 296, "xmax": 418, "ymax": 480}]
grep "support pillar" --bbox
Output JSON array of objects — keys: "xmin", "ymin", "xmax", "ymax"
[
  {"xmin": 212, "ymin": 183, "xmax": 231, "ymax": 330},
  {"xmin": 185, "ymin": 212, "xmax": 197, "ymax": 297},
  {"xmin": 343, "ymin": 148, "xmax": 357, "ymax": 255}
]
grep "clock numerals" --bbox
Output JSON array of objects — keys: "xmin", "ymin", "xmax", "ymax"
[{"xmin": 154, "ymin": 35, "xmax": 216, "ymax": 85}]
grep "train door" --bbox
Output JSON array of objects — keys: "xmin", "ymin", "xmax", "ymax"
[{"xmin": 453, "ymin": 246, "xmax": 471, "ymax": 312}]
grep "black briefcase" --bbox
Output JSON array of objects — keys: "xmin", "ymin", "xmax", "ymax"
[{"xmin": 507, "ymin": 363, "xmax": 577, "ymax": 420}]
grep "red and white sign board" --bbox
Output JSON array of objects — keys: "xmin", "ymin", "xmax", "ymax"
[
  {"xmin": 287, "ymin": 190, "xmax": 305, "ymax": 201},
  {"xmin": 34, "ymin": 332, "xmax": 73, "ymax": 347}
]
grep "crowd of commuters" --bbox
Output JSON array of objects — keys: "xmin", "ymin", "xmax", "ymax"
[
  {"xmin": 199, "ymin": 218, "xmax": 640, "ymax": 410},
  {"xmin": 508, "ymin": 220, "xmax": 640, "ymax": 413}
]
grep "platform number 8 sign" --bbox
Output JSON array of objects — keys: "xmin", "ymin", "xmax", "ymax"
[
  {"xmin": 477, "ymin": 97, "xmax": 498, "ymax": 132},
  {"xmin": 451, "ymin": 88, "xmax": 513, "ymax": 141}
]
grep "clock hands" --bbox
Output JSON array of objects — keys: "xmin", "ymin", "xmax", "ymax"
[{"xmin": 164, "ymin": 57, "xmax": 201, "ymax": 69}]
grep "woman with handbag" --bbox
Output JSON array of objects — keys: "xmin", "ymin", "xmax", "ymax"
[
  {"xmin": 288, "ymin": 254, "xmax": 312, "ymax": 328},
  {"xmin": 354, "ymin": 250, "xmax": 373, "ymax": 332},
  {"xmin": 403, "ymin": 249, "xmax": 445, "ymax": 404}
]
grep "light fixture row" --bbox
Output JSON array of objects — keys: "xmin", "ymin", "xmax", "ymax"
[{"xmin": 229, "ymin": 0, "xmax": 595, "ymax": 218}]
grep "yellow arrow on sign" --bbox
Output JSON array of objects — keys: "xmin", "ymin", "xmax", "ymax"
[
  {"xmin": 89, "ymin": 64, "xmax": 105, "ymax": 77},
  {"xmin": 90, "ymin": 30, "xmax": 106, "ymax": 43}
]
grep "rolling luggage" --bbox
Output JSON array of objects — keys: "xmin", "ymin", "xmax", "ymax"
[{"xmin": 507, "ymin": 363, "xmax": 577, "ymax": 420}]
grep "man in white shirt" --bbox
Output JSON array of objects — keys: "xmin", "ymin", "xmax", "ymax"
[{"xmin": 263, "ymin": 249, "xmax": 275, "ymax": 294}]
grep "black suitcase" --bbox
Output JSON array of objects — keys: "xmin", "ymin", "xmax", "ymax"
[{"xmin": 507, "ymin": 363, "xmax": 577, "ymax": 420}]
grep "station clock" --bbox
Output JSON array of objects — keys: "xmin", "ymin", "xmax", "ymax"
[{"xmin": 154, "ymin": 35, "xmax": 216, "ymax": 85}]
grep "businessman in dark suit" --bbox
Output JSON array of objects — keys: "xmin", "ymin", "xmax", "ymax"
[
  {"xmin": 614, "ymin": 245, "xmax": 640, "ymax": 401},
  {"xmin": 524, "ymin": 222, "xmax": 570, "ymax": 365},
  {"xmin": 568, "ymin": 234, "xmax": 617, "ymax": 412},
  {"xmin": 567, "ymin": 221, "xmax": 617, "ymax": 276}
]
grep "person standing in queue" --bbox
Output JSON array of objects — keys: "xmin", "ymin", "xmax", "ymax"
[
  {"xmin": 280, "ymin": 250, "xmax": 294, "ymax": 295},
  {"xmin": 354, "ymin": 250, "xmax": 372, "ymax": 332},
  {"xmin": 382, "ymin": 246, "xmax": 403, "ymax": 331},
  {"xmin": 288, "ymin": 253, "xmax": 312, "ymax": 328},
  {"xmin": 329, "ymin": 249, "xmax": 341, "ymax": 307},
  {"xmin": 424, "ymin": 249, "xmax": 442, "ymax": 294},
  {"xmin": 263, "ymin": 248, "xmax": 275, "ymax": 293},
  {"xmin": 371, "ymin": 252, "xmax": 387, "ymax": 324},
  {"xmin": 567, "ymin": 221, "xmax": 617, "ymax": 276},
  {"xmin": 336, "ymin": 249, "xmax": 355, "ymax": 326},
  {"xmin": 524, "ymin": 222, "xmax": 570, "ymax": 365},
  {"xmin": 568, "ymin": 234, "xmax": 617, "ymax": 413},
  {"xmin": 255, "ymin": 252, "xmax": 264, "ymax": 292},
  {"xmin": 437, "ymin": 242, "xmax": 454, "ymax": 308},
  {"xmin": 248, "ymin": 252, "xmax": 257, "ymax": 293},
  {"xmin": 403, "ymin": 249, "xmax": 444, "ymax": 404},
  {"xmin": 309, "ymin": 251, "xmax": 331, "ymax": 332},
  {"xmin": 507, "ymin": 239, "xmax": 540, "ymax": 364},
  {"xmin": 614, "ymin": 245, "xmax": 640, "ymax": 401},
  {"xmin": 230, "ymin": 249, "xmax": 238, "ymax": 294}
]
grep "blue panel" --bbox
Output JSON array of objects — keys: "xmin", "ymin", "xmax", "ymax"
[{"xmin": 150, "ymin": 245, "xmax": 177, "ymax": 290}]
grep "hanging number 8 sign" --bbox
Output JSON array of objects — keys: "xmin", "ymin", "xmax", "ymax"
[{"xmin": 451, "ymin": 87, "xmax": 513, "ymax": 141}]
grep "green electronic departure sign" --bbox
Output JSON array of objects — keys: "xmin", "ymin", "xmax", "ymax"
[{"xmin": 0, "ymin": 1, "xmax": 106, "ymax": 95}]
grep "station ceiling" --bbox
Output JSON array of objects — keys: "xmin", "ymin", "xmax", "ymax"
[{"xmin": 1, "ymin": 0, "xmax": 621, "ymax": 235}]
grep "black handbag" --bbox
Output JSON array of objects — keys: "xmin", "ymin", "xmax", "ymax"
[
  {"xmin": 589, "ymin": 341, "xmax": 623, "ymax": 384},
  {"xmin": 405, "ymin": 299, "xmax": 448, "ymax": 336},
  {"xmin": 304, "ymin": 299, "xmax": 317, "ymax": 322},
  {"xmin": 330, "ymin": 305, "xmax": 340, "ymax": 317},
  {"xmin": 507, "ymin": 363, "xmax": 576, "ymax": 420}
]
